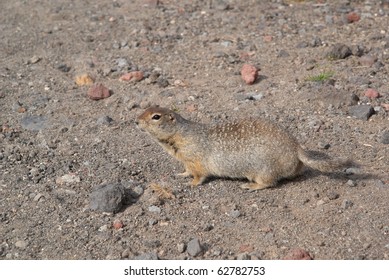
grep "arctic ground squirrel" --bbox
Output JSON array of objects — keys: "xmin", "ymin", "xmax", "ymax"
[{"xmin": 136, "ymin": 106, "xmax": 353, "ymax": 190}]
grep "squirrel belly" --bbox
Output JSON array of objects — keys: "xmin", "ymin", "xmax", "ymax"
[{"xmin": 137, "ymin": 106, "xmax": 353, "ymax": 190}]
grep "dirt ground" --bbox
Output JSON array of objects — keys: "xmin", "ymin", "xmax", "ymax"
[{"xmin": 1, "ymin": 0, "xmax": 388, "ymax": 260}]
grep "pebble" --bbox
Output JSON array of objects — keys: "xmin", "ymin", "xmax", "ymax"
[
  {"xmin": 96, "ymin": 116, "xmax": 113, "ymax": 126},
  {"xmin": 283, "ymin": 248, "xmax": 312, "ymax": 260},
  {"xmin": 57, "ymin": 63, "xmax": 71, "ymax": 72},
  {"xmin": 56, "ymin": 174, "xmax": 81, "ymax": 185},
  {"xmin": 364, "ymin": 88, "xmax": 380, "ymax": 99},
  {"xmin": 346, "ymin": 180, "xmax": 357, "ymax": 187},
  {"xmin": 131, "ymin": 185, "xmax": 144, "ymax": 198},
  {"xmin": 348, "ymin": 105, "xmax": 375, "ymax": 121},
  {"xmin": 341, "ymin": 199, "xmax": 353, "ymax": 209},
  {"xmin": 359, "ymin": 55, "xmax": 377, "ymax": 67},
  {"xmin": 345, "ymin": 12, "xmax": 360, "ymax": 23},
  {"xmin": 381, "ymin": 130, "xmax": 389, "ymax": 144},
  {"xmin": 246, "ymin": 92, "xmax": 264, "ymax": 101},
  {"xmin": 113, "ymin": 220, "xmax": 124, "ymax": 230},
  {"xmin": 156, "ymin": 76, "xmax": 169, "ymax": 88},
  {"xmin": 134, "ymin": 252, "xmax": 159, "ymax": 260},
  {"xmin": 28, "ymin": 55, "xmax": 41, "ymax": 64},
  {"xmin": 350, "ymin": 45, "xmax": 365, "ymax": 57},
  {"xmin": 119, "ymin": 71, "xmax": 144, "ymax": 82},
  {"xmin": 318, "ymin": 142, "xmax": 330, "ymax": 149},
  {"xmin": 89, "ymin": 183, "xmax": 125, "ymax": 213},
  {"xmin": 148, "ymin": 205, "xmax": 161, "ymax": 214},
  {"xmin": 15, "ymin": 240, "xmax": 28, "ymax": 249},
  {"xmin": 241, "ymin": 64, "xmax": 258, "ymax": 85},
  {"xmin": 187, "ymin": 238, "xmax": 202, "ymax": 257},
  {"xmin": 237, "ymin": 253, "xmax": 251, "ymax": 260},
  {"xmin": 75, "ymin": 74, "xmax": 94, "ymax": 86},
  {"xmin": 87, "ymin": 83, "xmax": 111, "ymax": 100},
  {"xmin": 382, "ymin": 104, "xmax": 389, "ymax": 112},
  {"xmin": 149, "ymin": 219, "xmax": 157, "ymax": 226},
  {"xmin": 20, "ymin": 115, "xmax": 48, "ymax": 131},
  {"xmin": 177, "ymin": 243, "xmax": 186, "ymax": 253},
  {"xmin": 116, "ymin": 58, "xmax": 129, "ymax": 69},
  {"xmin": 229, "ymin": 209, "xmax": 241, "ymax": 218},
  {"xmin": 327, "ymin": 191, "xmax": 339, "ymax": 200},
  {"xmin": 326, "ymin": 43, "xmax": 352, "ymax": 60}
]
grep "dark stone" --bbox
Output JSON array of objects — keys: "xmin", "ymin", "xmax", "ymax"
[
  {"xmin": 89, "ymin": 183, "xmax": 125, "ymax": 213},
  {"xmin": 326, "ymin": 43, "xmax": 352, "ymax": 59},
  {"xmin": 349, "ymin": 105, "xmax": 375, "ymax": 121}
]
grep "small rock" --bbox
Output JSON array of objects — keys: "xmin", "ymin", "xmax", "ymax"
[
  {"xmin": 28, "ymin": 56, "xmax": 41, "ymax": 64},
  {"xmin": 56, "ymin": 174, "xmax": 81, "ymax": 185},
  {"xmin": 187, "ymin": 238, "xmax": 202, "ymax": 257},
  {"xmin": 241, "ymin": 64, "xmax": 259, "ymax": 85},
  {"xmin": 381, "ymin": 130, "xmax": 389, "ymax": 144},
  {"xmin": 96, "ymin": 116, "xmax": 113, "ymax": 125},
  {"xmin": 88, "ymin": 83, "xmax": 111, "ymax": 100},
  {"xmin": 237, "ymin": 253, "xmax": 251, "ymax": 260},
  {"xmin": 148, "ymin": 219, "xmax": 157, "ymax": 226},
  {"xmin": 341, "ymin": 199, "xmax": 353, "ymax": 209},
  {"xmin": 359, "ymin": 55, "xmax": 377, "ymax": 67},
  {"xmin": 327, "ymin": 43, "xmax": 352, "ymax": 60},
  {"xmin": 75, "ymin": 74, "xmax": 94, "ymax": 86},
  {"xmin": 20, "ymin": 115, "xmax": 48, "ymax": 131},
  {"xmin": 345, "ymin": 12, "xmax": 360, "ymax": 23},
  {"xmin": 246, "ymin": 92, "xmax": 264, "ymax": 101},
  {"xmin": 148, "ymin": 205, "xmax": 161, "ymax": 214},
  {"xmin": 346, "ymin": 180, "xmax": 357, "ymax": 187},
  {"xmin": 157, "ymin": 76, "xmax": 169, "ymax": 88},
  {"xmin": 349, "ymin": 105, "xmax": 374, "ymax": 121},
  {"xmin": 364, "ymin": 88, "xmax": 380, "ymax": 99},
  {"xmin": 177, "ymin": 243, "xmax": 186, "ymax": 253},
  {"xmin": 318, "ymin": 142, "xmax": 330, "ymax": 149},
  {"xmin": 119, "ymin": 71, "xmax": 144, "ymax": 82},
  {"xmin": 98, "ymin": 225, "xmax": 108, "ymax": 232},
  {"xmin": 113, "ymin": 220, "xmax": 124, "ymax": 230},
  {"xmin": 327, "ymin": 191, "xmax": 339, "ymax": 200},
  {"xmin": 350, "ymin": 45, "xmax": 365, "ymax": 57},
  {"xmin": 57, "ymin": 64, "xmax": 71, "ymax": 72},
  {"xmin": 345, "ymin": 167, "xmax": 360, "ymax": 175},
  {"xmin": 283, "ymin": 248, "xmax": 312, "ymax": 260},
  {"xmin": 33, "ymin": 193, "xmax": 45, "ymax": 202},
  {"xmin": 229, "ymin": 209, "xmax": 241, "ymax": 218},
  {"xmin": 15, "ymin": 240, "xmax": 28, "ymax": 249},
  {"xmin": 277, "ymin": 50, "xmax": 290, "ymax": 57},
  {"xmin": 131, "ymin": 185, "xmax": 144, "ymax": 198},
  {"xmin": 134, "ymin": 252, "xmax": 159, "ymax": 260},
  {"xmin": 116, "ymin": 58, "xmax": 129, "ymax": 69},
  {"xmin": 89, "ymin": 183, "xmax": 125, "ymax": 213},
  {"xmin": 382, "ymin": 104, "xmax": 389, "ymax": 112},
  {"xmin": 317, "ymin": 199, "xmax": 326, "ymax": 206}
]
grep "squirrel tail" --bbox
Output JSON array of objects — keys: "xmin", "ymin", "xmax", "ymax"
[{"xmin": 297, "ymin": 147, "xmax": 353, "ymax": 173}]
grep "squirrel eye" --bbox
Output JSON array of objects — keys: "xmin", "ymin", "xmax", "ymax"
[{"xmin": 151, "ymin": 114, "xmax": 161, "ymax": 120}]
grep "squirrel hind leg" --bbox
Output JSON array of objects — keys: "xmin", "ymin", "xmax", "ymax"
[{"xmin": 240, "ymin": 175, "xmax": 276, "ymax": 191}]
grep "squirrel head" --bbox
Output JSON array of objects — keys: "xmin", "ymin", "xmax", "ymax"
[{"xmin": 136, "ymin": 107, "xmax": 181, "ymax": 140}]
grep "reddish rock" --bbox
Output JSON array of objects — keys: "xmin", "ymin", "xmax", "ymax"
[
  {"xmin": 364, "ymin": 88, "xmax": 380, "ymax": 99},
  {"xmin": 241, "ymin": 64, "xmax": 259, "ymax": 85},
  {"xmin": 346, "ymin": 12, "xmax": 360, "ymax": 23},
  {"xmin": 119, "ymin": 71, "xmax": 144, "ymax": 82},
  {"xmin": 381, "ymin": 103, "xmax": 389, "ymax": 111},
  {"xmin": 113, "ymin": 220, "xmax": 124, "ymax": 230},
  {"xmin": 263, "ymin": 35, "xmax": 273, "ymax": 42},
  {"xmin": 359, "ymin": 55, "xmax": 377, "ymax": 67},
  {"xmin": 283, "ymin": 248, "xmax": 312, "ymax": 260},
  {"xmin": 87, "ymin": 83, "xmax": 111, "ymax": 100}
]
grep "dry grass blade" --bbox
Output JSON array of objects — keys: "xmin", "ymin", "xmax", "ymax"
[{"xmin": 149, "ymin": 183, "xmax": 176, "ymax": 200}]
